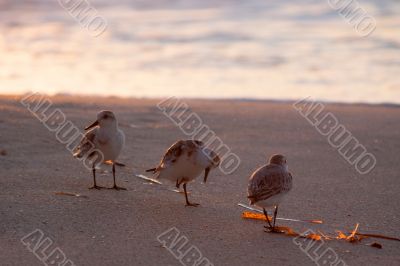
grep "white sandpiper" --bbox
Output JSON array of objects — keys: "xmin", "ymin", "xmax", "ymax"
[
  {"xmin": 146, "ymin": 140, "xmax": 220, "ymax": 206},
  {"xmin": 74, "ymin": 110, "xmax": 126, "ymax": 190},
  {"xmin": 247, "ymin": 154, "xmax": 293, "ymax": 232}
]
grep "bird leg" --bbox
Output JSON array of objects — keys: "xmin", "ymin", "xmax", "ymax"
[
  {"xmin": 273, "ymin": 205, "xmax": 278, "ymax": 228},
  {"xmin": 263, "ymin": 208, "xmax": 273, "ymax": 230},
  {"xmin": 176, "ymin": 178, "xmax": 183, "ymax": 189},
  {"xmin": 183, "ymin": 183, "xmax": 199, "ymax": 207},
  {"xmin": 264, "ymin": 206, "xmax": 283, "ymax": 233},
  {"xmin": 109, "ymin": 163, "xmax": 127, "ymax": 190},
  {"xmin": 89, "ymin": 163, "xmax": 105, "ymax": 189}
]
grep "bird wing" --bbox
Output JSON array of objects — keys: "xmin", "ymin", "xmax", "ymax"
[
  {"xmin": 73, "ymin": 127, "xmax": 98, "ymax": 158},
  {"xmin": 247, "ymin": 165, "xmax": 292, "ymax": 204},
  {"xmin": 151, "ymin": 140, "xmax": 204, "ymax": 172}
]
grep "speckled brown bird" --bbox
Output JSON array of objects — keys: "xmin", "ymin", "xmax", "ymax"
[
  {"xmin": 247, "ymin": 154, "xmax": 293, "ymax": 232},
  {"xmin": 146, "ymin": 140, "xmax": 220, "ymax": 207}
]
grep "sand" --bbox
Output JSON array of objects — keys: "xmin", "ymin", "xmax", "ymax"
[{"xmin": 0, "ymin": 94, "xmax": 399, "ymax": 266}]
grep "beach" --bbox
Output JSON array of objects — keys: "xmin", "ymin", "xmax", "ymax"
[{"xmin": 0, "ymin": 94, "xmax": 399, "ymax": 265}]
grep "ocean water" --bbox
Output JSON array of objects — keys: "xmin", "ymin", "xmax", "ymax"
[{"xmin": 0, "ymin": 0, "xmax": 399, "ymax": 103}]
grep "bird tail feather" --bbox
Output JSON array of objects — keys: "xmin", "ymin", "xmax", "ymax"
[{"xmin": 146, "ymin": 167, "xmax": 157, "ymax": 173}]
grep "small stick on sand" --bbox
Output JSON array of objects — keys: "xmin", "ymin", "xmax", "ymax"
[{"xmin": 238, "ymin": 203, "xmax": 323, "ymax": 224}]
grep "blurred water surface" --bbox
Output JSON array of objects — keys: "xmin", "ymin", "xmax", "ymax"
[{"xmin": 0, "ymin": 0, "xmax": 399, "ymax": 103}]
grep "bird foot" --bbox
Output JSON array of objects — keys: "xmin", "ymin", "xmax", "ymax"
[
  {"xmin": 263, "ymin": 226, "xmax": 284, "ymax": 234},
  {"xmin": 108, "ymin": 185, "xmax": 127, "ymax": 191},
  {"xmin": 185, "ymin": 202, "xmax": 200, "ymax": 207},
  {"xmin": 88, "ymin": 185, "xmax": 106, "ymax": 190}
]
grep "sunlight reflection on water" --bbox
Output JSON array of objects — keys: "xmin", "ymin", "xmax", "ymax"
[{"xmin": 0, "ymin": 0, "xmax": 399, "ymax": 103}]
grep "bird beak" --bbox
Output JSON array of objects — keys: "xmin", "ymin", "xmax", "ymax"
[
  {"xmin": 204, "ymin": 167, "xmax": 210, "ymax": 183},
  {"xmin": 84, "ymin": 120, "xmax": 99, "ymax": 130}
]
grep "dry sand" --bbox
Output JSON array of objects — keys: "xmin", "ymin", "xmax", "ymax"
[{"xmin": 0, "ymin": 95, "xmax": 399, "ymax": 266}]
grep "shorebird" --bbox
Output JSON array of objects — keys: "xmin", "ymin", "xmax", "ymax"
[
  {"xmin": 146, "ymin": 140, "xmax": 220, "ymax": 206},
  {"xmin": 73, "ymin": 110, "xmax": 126, "ymax": 190},
  {"xmin": 247, "ymin": 154, "xmax": 293, "ymax": 232}
]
